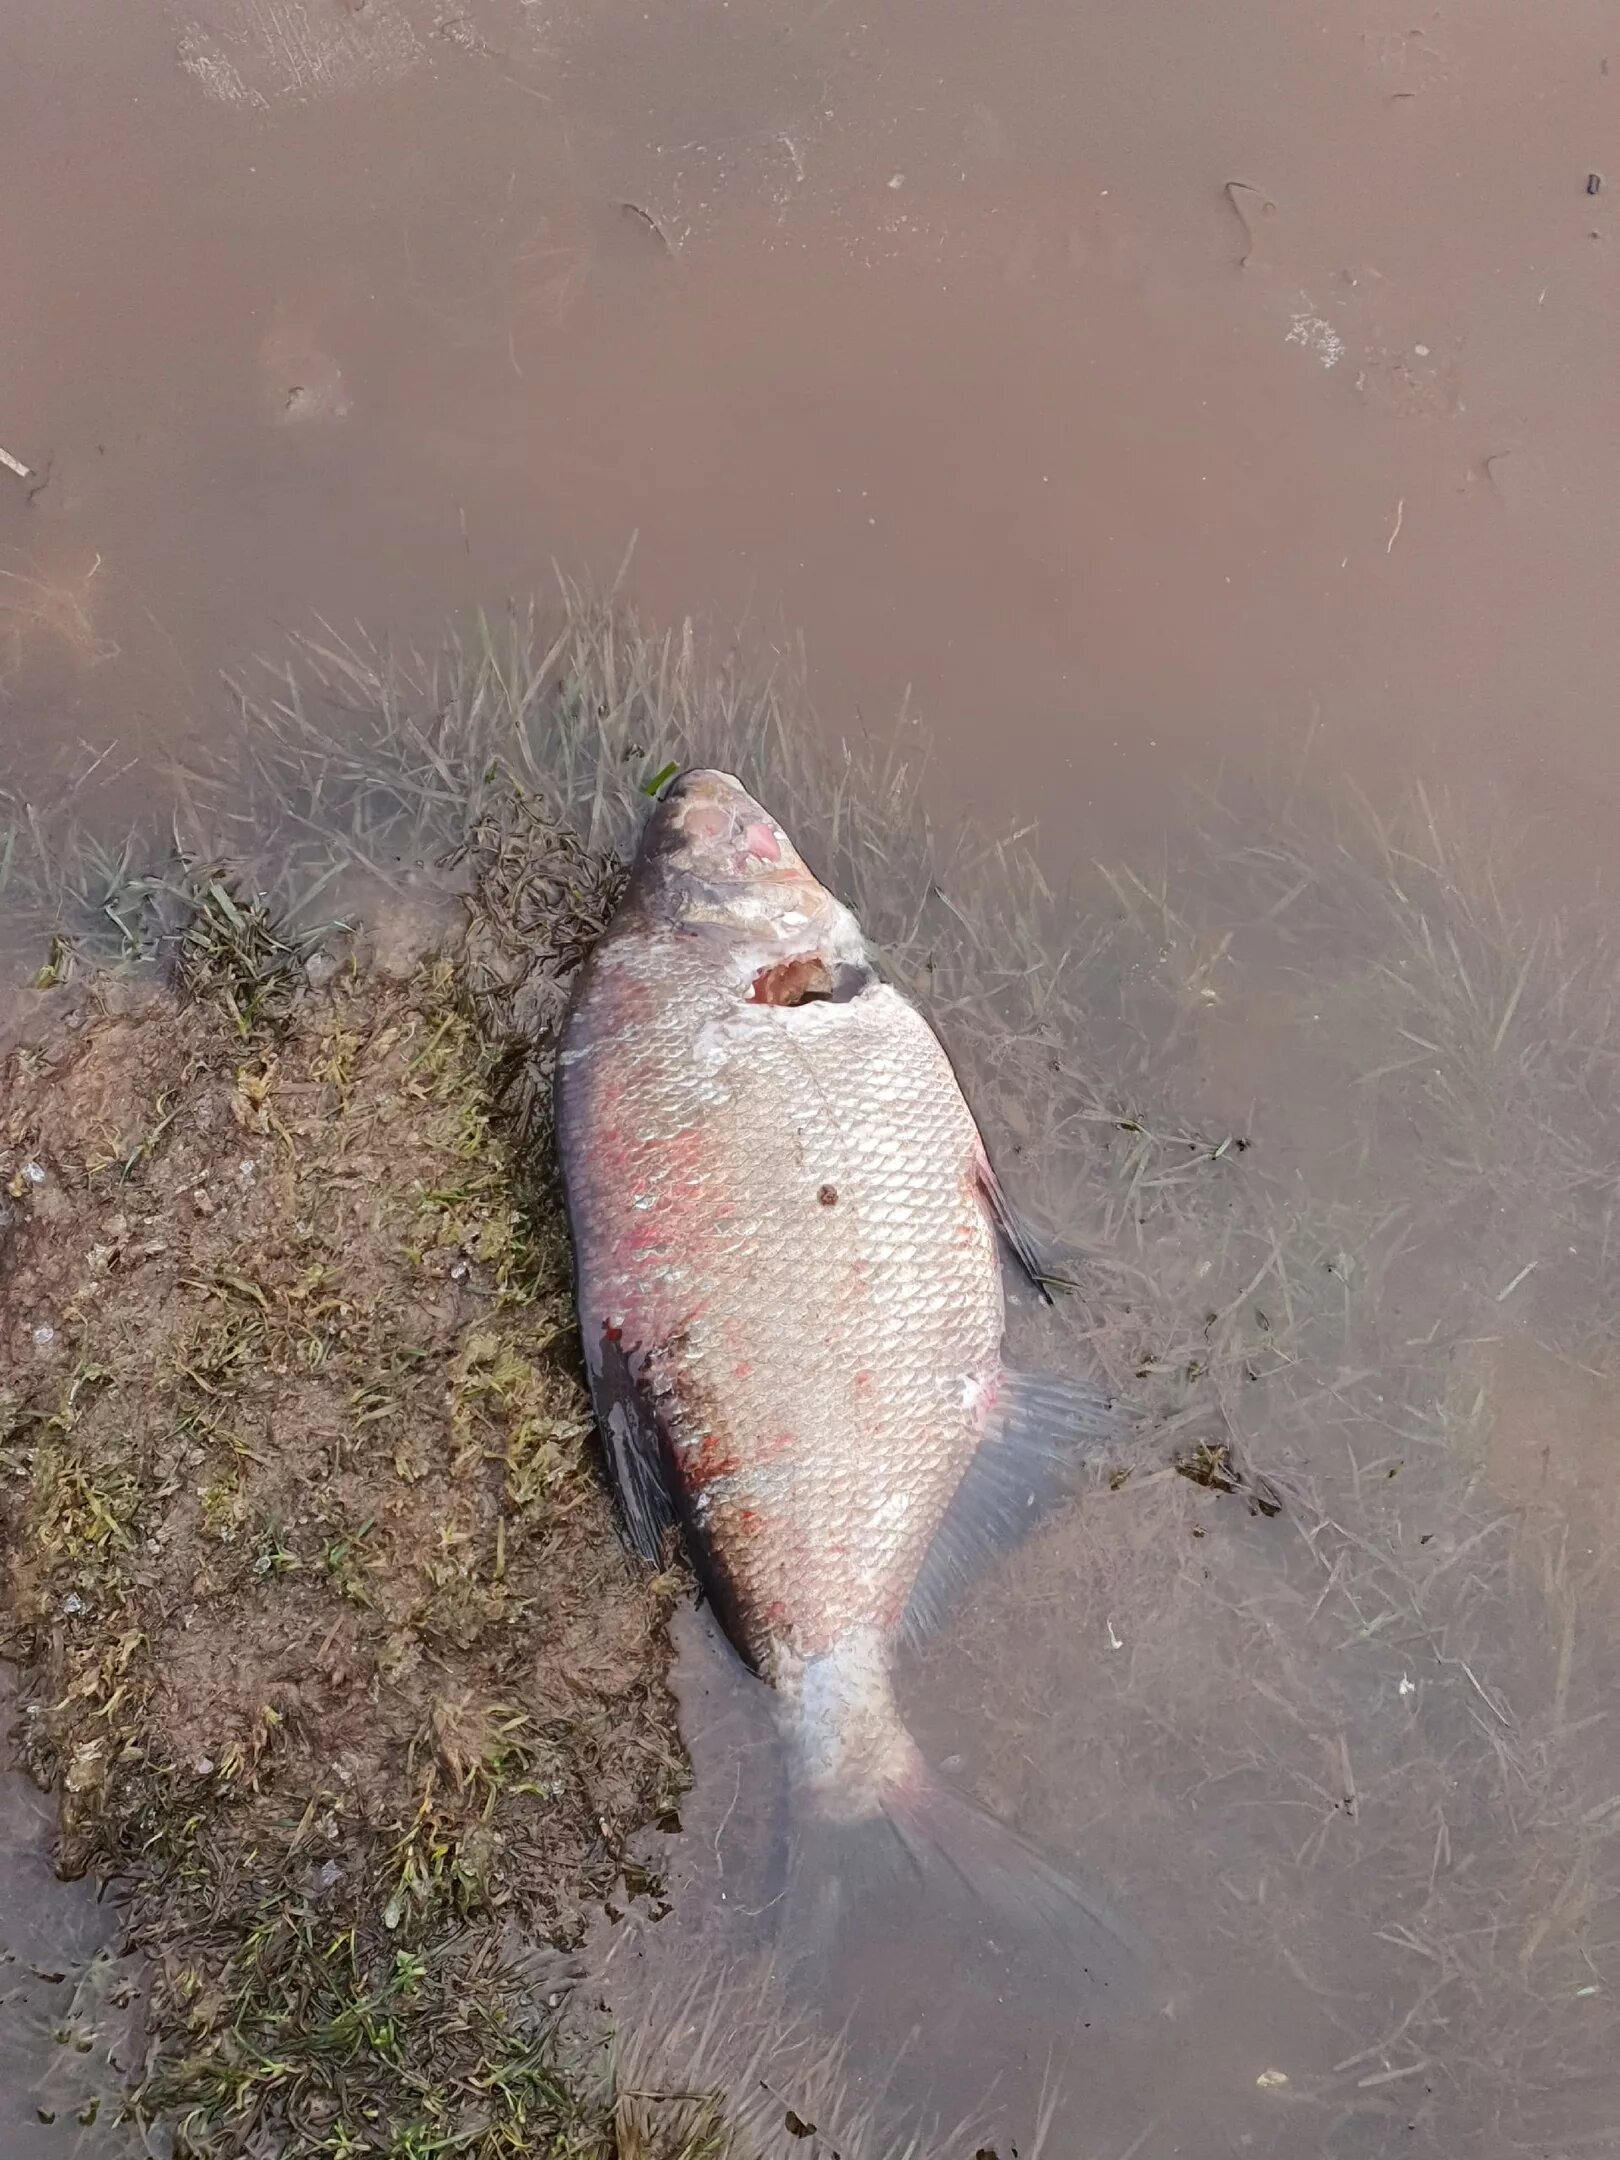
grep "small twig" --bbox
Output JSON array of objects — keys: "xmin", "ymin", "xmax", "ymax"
[
  {"xmin": 711, "ymin": 1760, "xmax": 743, "ymax": 1877},
  {"xmin": 1357, "ymin": 2058, "xmax": 1434, "ymax": 2090},
  {"xmin": 1495, "ymin": 1258, "xmax": 1538, "ymax": 1302},
  {"xmin": 0, "ymin": 443, "xmax": 32, "ymax": 481},
  {"xmin": 1223, "ymin": 179, "xmax": 1275, "ymax": 267},
  {"xmin": 612, "ymin": 200, "xmax": 674, "ymax": 255}
]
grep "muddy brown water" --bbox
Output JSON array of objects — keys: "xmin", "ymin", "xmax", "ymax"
[
  {"xmin": 3, "ymin": 0, "xmax": 1619, "ymax": 882},
  {"xmin": 4, "ymin": 1, "xmax": 1620, "ymax": 2153}
]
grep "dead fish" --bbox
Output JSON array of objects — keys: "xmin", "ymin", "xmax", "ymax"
[{"xmin": 557, "ymin": 769, "xmax": 1138, "ymax": 1979}]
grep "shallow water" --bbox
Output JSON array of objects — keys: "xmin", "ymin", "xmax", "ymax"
[
  {"xmin": 3, "ymin": 0, "xmax": 1620, "ymax": 886},
  {"xmin": 4, "ymin": 0, "xmax": 1620, "ymax": 2151}
]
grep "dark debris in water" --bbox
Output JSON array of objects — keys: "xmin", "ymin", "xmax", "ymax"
[{"xmin": 1173, "ymin": 1439, "xmax": 1284, "ymax": 1518}]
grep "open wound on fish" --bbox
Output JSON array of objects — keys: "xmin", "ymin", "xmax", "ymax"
[
  {"xmin": 746, "ymin": 956, "xmax": 870, "ymax": 1006},
  {"xmin": 902, "ymin": 1368, "xmax": 1128, "ymax": 1638}
]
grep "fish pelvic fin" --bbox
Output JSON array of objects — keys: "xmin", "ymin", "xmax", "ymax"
[
  {"xmin": 584, "ymin": 1325, "xmax": 677, "ymax": 1566},
  {"xmin": 974, "ymin": 1150, "xmax": 1085, "ymax": 1304}
]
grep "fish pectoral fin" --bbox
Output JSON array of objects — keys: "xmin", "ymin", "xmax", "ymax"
[
  {"xmin": 902, "ymin": 1369, "xmax": 1132, "ymax": 1639},
  {"xmin": 586, "ymin": 1328, "xmax": 677, "ymax": 1566},
  {"xmin": 972, "ymin": 1152, "xmax": 1081, "ymax": 1306},
  {"xmin": 602, "ymin": 1399, "xmax": 676, "ymax": 1565}
]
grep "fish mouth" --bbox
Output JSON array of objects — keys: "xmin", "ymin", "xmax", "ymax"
[{"xmin": 639, "ymin": 768, "xmax": 815, "ymax": 894}]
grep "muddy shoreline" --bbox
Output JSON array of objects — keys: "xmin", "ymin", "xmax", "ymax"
[{"xmin": 1, "ymin": 818, "xmax": 693, "ymax": 2152}]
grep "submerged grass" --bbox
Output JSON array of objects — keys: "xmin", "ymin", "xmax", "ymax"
[{"xmin": 5, "ymin": 585, "xmax": 1620, "ymax": 2154}]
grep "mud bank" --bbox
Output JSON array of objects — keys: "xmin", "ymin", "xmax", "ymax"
[{"xmin": 0, "ymin": 837, "xmax": 705, "ymax": 2153}]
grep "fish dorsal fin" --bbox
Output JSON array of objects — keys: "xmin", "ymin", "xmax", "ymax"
[
  {"xmin": 973, "ymin": 1153, "xmax": 1084, "ymax": 1305},
  {"xmin": 902, "ymin": 1369, "xmax": 1129, "ymax": 1640}
]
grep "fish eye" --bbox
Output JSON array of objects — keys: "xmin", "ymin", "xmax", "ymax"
[{"xmin": 740, "ymin": 820, "xmax": 782, "ymax": 863}]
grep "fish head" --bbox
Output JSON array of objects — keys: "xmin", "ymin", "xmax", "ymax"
[{"xmin": 630, "ymin": 770, "xmax": 866, "ymax": 967}]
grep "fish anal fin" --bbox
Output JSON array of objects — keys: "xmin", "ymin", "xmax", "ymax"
[{"xmin": 902, "ymin": 1369, "xmax": 1128, "ymax": 1640}]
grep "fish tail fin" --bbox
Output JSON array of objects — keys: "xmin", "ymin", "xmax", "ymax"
[{"xmin": 786, "ymin": 1747, "xmax": 1146, "ymax": 2009}]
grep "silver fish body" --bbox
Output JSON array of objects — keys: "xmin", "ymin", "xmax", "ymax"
[{"xmin": 557, "ymin": 770, "xmax": 1137, "ymax": 1971}]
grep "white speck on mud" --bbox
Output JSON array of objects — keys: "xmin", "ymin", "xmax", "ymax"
[
  {"xmin": 173, "ymin": 0, "xmax": 423, "ymax": 106},
  {"xmin": 1287, "ymin": 308, "xmax": 1345, "ymax": 369}
]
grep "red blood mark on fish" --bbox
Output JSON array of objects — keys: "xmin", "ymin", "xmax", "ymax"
[
  {"xmin": 623, "ymin": 1217, "xmax": 672, "ymax": 1258},
  {"xmin": 687, "ymin": 1433, "xmax": 745, "ymax": 1484},
  {"xmin": 741, "ymin": 819, "xmax": 781, "ymax": 861},
  {"xmin": 684, "ymin": 1418, "xmax": 794, "ymax": 1490}
]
